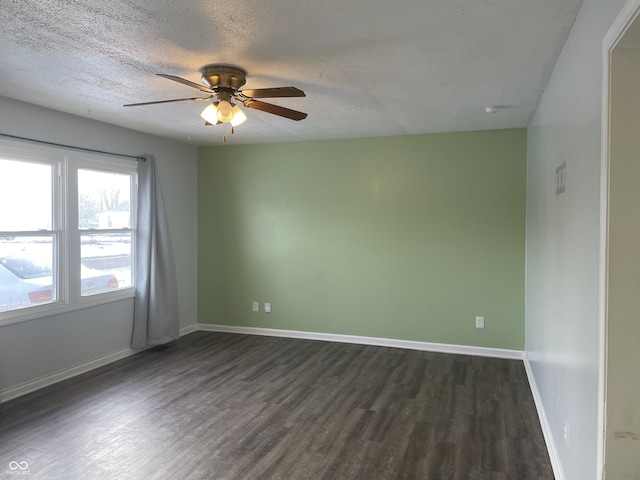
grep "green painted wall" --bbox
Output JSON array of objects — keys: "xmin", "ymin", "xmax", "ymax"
[{"xmin": 198, "ymin": 129, "xmax": 526, "ymax": 349}]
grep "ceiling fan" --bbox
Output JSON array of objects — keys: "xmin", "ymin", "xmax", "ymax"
[{"xmin": 124, "ymin": 64, "xmax": 307, "ymax": 137}]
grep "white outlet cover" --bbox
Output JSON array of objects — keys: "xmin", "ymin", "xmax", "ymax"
[
  {"xmin": 475, "ymin": 316, "xmax": 485, "ymax": 328},
  {"xmin": 264, "ymin": 303, "xmax": 272, "ymax": 313},
  {"xmin": 252, "ymin": 302, "xmax": 259, "ymax": 312}
]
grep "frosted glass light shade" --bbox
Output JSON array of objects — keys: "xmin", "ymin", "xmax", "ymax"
[
  {"xmin": 217, "ymin": 100, "xmax": 234, "ymax": 122},
  {"xmin": 200, "ymin": 104, "xmax": 219, "ymax": 124},
  {"xmin": 230, "ymin": 105, "xmax": 247, "ymax": 126}
]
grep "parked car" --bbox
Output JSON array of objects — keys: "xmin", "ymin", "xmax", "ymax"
[{"xmin": 0, "ymin": 254, "xmax": 119, "ymax": 311}]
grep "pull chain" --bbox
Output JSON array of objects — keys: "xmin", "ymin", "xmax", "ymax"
[{"xmin": 222, "ymin": 125, "xmax": 236, "ymax": 143}]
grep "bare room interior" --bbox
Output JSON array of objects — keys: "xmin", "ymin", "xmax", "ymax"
[{"xmin": 1, "ymin": 0, "xmax": 639, "ymax": 479}]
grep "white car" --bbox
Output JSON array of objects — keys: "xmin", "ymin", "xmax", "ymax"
[{"xmin": 0, "ymin": 254, "xmax": 119, "ymax": 311}]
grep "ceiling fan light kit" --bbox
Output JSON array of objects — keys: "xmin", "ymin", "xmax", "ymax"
[
  {"xmin": 124, "ymin": 63, "xmax": 307, "ymax": 141},
  {"xmin": 199, "ymin": 102, "xmax": 247, "ymax": 126}
]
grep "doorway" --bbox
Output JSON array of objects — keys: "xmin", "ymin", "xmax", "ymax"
[{"xmin": 601, "ymin": 3, "xmax": 640, "ymax": 477}]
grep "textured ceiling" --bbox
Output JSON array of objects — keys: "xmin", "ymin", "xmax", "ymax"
[{"xmin": 0, "ymin": 0, "xmax": 583, "ymax": 146}]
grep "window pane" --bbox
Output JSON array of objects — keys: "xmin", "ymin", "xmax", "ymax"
[
  {"xmin": 0, "ymin": 159, "xmax": 52, "ymax": 231},
  {"xmin": 80, "ymin": 232, "xmax": 132, "ymax": 295},
  {"xmin": 79, "ymin": 169, "xmax": 131, "ymax": 229},
  {"xmin": 0, "ymin": 235, "xmax": 56, "ymax": 311}
]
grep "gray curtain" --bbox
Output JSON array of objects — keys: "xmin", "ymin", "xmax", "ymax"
[{"xmin": 131, "ymin": 155, "xmax": 179, "ymax": 348}]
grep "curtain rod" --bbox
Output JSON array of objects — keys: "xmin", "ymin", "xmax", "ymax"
[{"xmin": 0, "ymin": 132, "xmax": 145, "ymax": 161}]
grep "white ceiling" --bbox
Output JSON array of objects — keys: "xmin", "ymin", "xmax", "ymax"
[{"xmin": 0, "ymin": 0, "xmax": 583, "ymax": 146}]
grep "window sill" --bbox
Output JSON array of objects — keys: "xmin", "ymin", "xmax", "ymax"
[{"xmin": 0, "ymin": 288, "xmax": 136, "ymax": 327}]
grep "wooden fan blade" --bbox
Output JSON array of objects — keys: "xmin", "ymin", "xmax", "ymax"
[
  {"xmin": 243, "ymin": 100, "xmax": 308, "ymax": 121},
  {"xmin": 240, "ymin": 87, "xmax": 305, "ymax": 98},
  {"xmin": 123, "ymin": 96, "xmax": 212, "ymax": 107},
  {"xmin": 157, "ymin": 74, "xmax": 215, "ymax": 94},
  {"xmin": 204, "ymin": 120, "xmax": 222, "ymax": 126}
]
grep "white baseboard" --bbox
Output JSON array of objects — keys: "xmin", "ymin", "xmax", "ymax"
[
  {"xmin": 523, "ymin": 355, "xmax": 565, "ymax": 480},
  {"xmin": 0, "ymin": 323, "xmax": 523, "ymax": 406},
  {"xmin": 0, "ymin": 346, "xmax": 139, "ymax": 404},
  {"xmin": 197, "ymin": 323, "xmax": 524, "ymax": 360},
  {"xmin": 179, "ymin": 324, "xmax": 198, "ymax": 336},
  {"xmin": 0, "ymin": 325, "xmax": 199, "ymax": 404}
]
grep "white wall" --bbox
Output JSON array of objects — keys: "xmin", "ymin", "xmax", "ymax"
[
  {"xmin": 0, "ymin": 96, "xmax": 198, "ymax": 397},
  {"xmin": 526, "ymin": 0, "xmax": 626, "ymax": 479}
]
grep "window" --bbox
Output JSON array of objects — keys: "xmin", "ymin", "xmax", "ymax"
[
  {"xmin": 0, "ymin": 139, "xmax": 137, "ymax": 322},
  {"xmin": 78, "ymin": 169, "xmax": 134, "ymax": 295}
]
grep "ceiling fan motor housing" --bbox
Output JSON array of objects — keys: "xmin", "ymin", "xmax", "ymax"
[{"xmin": 199, "ymin": 64, "xmax": 247, "ymax": 91}]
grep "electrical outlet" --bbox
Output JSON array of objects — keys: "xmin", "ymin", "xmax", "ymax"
[
  {"xmin": 252, "ymin": 302, "xmax": 259, "ymax": 313},
  {"xmin": 264, "ymin": 302, "xmax": 271, "ymax": 313},
  {"xmin": 475, "ymin": 316, "xmax": 485, "ymax": 328}
]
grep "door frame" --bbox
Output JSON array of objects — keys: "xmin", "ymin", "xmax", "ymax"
[{"xmin": 599, "ymin": 1, "xmax": 640, "ymax": 477}]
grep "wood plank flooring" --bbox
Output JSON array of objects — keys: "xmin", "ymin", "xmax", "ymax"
[{"xmin": 0, "ymin": 332, "xmax": 554, "ymax": 479}]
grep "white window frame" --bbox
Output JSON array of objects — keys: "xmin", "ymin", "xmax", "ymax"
[{"xmin": 0, "ymin": 138, "xmax": 137, "ymax": 326}]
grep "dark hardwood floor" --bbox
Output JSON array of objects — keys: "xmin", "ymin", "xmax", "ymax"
[{"xmin": 0, "ymin": 332, "xmax": 553, "ymax": 479}]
